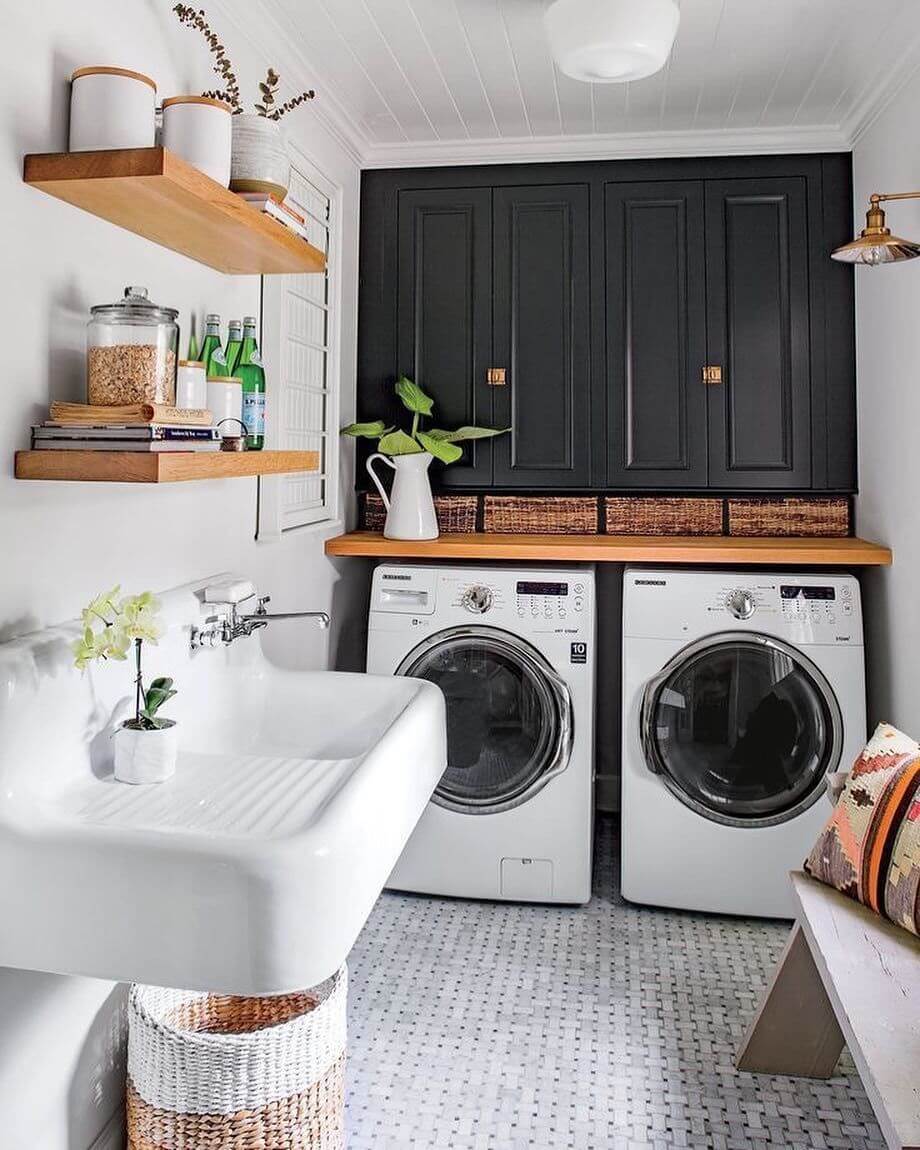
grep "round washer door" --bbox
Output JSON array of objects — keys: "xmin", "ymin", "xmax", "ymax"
[
  {"xmin": 396, "ymin": 626, "xmax": 573, "ymax": 814},
  {"xmin": 640, "ymin": 632, "xmax": 843, "ymax": 827}
]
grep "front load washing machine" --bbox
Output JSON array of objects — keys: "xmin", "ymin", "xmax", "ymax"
[
  {"xmin": 367, "ymin": 564, "xmax": 596, "ymax": 904},
  {"xmin": 622, "ymin": 567, "xmax": 866, "ymax": 918}
]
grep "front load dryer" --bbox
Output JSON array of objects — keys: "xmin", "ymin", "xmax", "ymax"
[
  {"xmin": 367, "ymin": 564, "xmax": 596, "ymax": 904},
  {"xmin": 621, "ymin": 567, "xmax": 866, "ymax": 918}
]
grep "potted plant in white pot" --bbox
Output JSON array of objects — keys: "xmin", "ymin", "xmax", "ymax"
[
  {"xmin": 172, "ymin": 4, "xmax": 315, "ymax": 200},
  {"xmin": 73, "ymin": 587, "xmax": 179, "ymax": 785},
  {"xmin": 343, "ymin": 377, "xmax": 508, "ymax": 541}
]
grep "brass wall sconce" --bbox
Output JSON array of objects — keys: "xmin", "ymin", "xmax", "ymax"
[{"xmin": 832, "ymin": 192, "xmax": 920, "ymax": 265}]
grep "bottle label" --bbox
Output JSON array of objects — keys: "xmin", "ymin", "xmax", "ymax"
[{"xmin": 242, "ymin": 392, "xmax": 266, "ymax": 436}]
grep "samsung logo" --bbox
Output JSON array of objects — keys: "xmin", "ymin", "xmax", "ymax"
[
  {"xmin": 382, "ymin": 574, "xmax": 412, "ymax": 581},
  {"xmin": 635, "ymin": 579, "xmax": 667, "ymax": 586}
]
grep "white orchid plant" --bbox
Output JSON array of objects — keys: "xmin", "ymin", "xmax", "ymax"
[{"xmin": 72, "ymin": 587, "xmax": 177, "ymax": 731}]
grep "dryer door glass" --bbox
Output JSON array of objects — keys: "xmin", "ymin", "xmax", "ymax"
[
  {"xmin": 642, "ymin": 635, "xmax": 843, "ymax": 826},
  {"xmin": 398, "ymin": 628, "xmax": 572, "ymax": 814}
]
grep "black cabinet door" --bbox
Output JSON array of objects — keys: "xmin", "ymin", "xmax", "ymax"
[
  {"xmin": 705, "ymin": 178, "xmax": 812, "ymax": 488},
  {"xmin": 492, "ymin": 185, "xmax": 591, "ymax": 488},
  {"xmin": 397, "ymin": 187, "xmax": 493, "ymax": 488},
  {"xmin": 605, "ymin": 181, "xmax": 708, "ymax": 487}
]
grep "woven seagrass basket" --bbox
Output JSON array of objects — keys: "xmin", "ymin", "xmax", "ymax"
[{"xmin": 126, "ymin": 966, "xmax": 347, "ymax": 1150}]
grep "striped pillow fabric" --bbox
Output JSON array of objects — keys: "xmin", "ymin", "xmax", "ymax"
[{"xmin": 805, "ymin": 722, "xmax": 920, "ymax": 935}]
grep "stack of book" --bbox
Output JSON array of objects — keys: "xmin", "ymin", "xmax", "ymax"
[
  {"xmin": 236, "ymin": 192, "xmax": 312, "ymax": 242},
  {"xmin": 32, "ymin": 402, "xmax": 221, "ymax": 453}
]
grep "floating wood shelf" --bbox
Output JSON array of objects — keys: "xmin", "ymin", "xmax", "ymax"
[
  {"xmin": 23, "ymin": 148, "xmax": 326, "ymax": 275},
  {"xmin": 324, "ymin": 531, "xmax": 893, "ymax": 567},
  {"xmin": 15, "ymin": 449, "xmax": 319, "ymax": 484}
]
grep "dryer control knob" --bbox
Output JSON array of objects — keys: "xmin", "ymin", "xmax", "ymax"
[
  {"xmin": 462, "ymin": 585, "xmax": 493, "ymax": 614},
  {"xmin": 725, "ymin": 588, "xmax": 756, "ymax": 620}
]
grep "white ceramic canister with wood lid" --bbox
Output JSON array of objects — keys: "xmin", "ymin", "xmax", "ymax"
[
  {"xmin": 162, "ymin": 95, "xmax": 233, "ymax": 186},
  {"xmin": 69, "ymin": 67, "xmax": 157, "ymax": 152}
]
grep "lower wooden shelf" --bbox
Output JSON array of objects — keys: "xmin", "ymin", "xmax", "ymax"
[
  {"xmin": 14, "ymin": 449, "xmax": 320, "ymax": 484},
  {"xmin": 324, "ymin": 531, "xmax": 893, "ymax": 566}
]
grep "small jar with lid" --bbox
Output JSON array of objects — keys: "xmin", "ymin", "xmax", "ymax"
[{"xmin": 87, "ymin": 287, "xmax": 179, "ymax": 405}]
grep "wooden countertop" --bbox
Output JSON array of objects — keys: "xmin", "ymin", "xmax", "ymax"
[{"xmin": 325, "ymin": 532, "xmax": 892, "ymax": 566}]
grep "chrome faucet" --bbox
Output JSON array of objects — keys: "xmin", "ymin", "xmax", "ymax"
[
  {"xmin": 237, "ymin": 595, "xmax": 330, "ymax": 636},
  {"xmin": 191, "ymin": 584, "xmax": 330, "ymax": 650}
]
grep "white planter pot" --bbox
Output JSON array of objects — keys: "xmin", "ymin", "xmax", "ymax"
[
  {"xmin": 162, "ymin": 96, "xmax": 232, "ymax": 186},
  {"xmin": 229, "ymin": 114, "xmax": 291, "ymax": 200},
  {"xmin": 70, "ymin": 66, "xmax": 157, "ymax": 152},
  {"xmin": 366, "ymin": 451, "xmax": 439, "ymax": 540},
  {"xmin": 114, "ymin": 721, "xmax": 178, "ymax": 785}
]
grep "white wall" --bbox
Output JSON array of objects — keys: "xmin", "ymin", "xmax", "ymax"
[
  {"xmin": 852, "ymin": 72, "xmax": 920, "ymax": 729},
  {"xmin": 0, "ymin": 3, "xmax": 364, "ymax": 1145}
]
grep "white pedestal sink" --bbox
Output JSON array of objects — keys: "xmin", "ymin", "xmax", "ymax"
[{"xmin": 0, "ymin": 577, "xmax": 446, "ymax": 994}]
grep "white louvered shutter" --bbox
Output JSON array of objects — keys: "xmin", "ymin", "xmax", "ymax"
[{"xmin": 258, "ymin": 163, "xmax": 338, "ymax": 539}]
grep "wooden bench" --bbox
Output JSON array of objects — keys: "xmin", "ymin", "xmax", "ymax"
[{"xmin": 737, "ymin": 872, "xmax": 920, "ymax": 1150}]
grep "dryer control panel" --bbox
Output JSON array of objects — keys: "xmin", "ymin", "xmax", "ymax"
[{"xmin": 623, "ymin": 569, "xmax": 862, "ymax": 646}]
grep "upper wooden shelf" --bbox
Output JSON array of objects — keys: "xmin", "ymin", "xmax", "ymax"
[
  {"xmin": 15, "ymin": 449, "xmax": 319, "ymax": 484},
  {"xmin": 325, "ymin": 531, "xmax": 893, "ymax": 566},
  {"xmin": 23, "ymin": 148, "xmax": 326, "ymax": 276}
]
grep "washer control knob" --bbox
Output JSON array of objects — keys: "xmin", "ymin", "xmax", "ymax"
[
  {"xmin": 725, "ymin": 588, "xmax": 756, "ymax": 620},
  {"xmin": 462, "ymin": 584, "xmax": 493, "ymax": 614}
]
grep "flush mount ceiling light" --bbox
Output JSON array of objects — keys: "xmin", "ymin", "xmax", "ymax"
[
  {"xmin": 832, "ymin": 193, "xmax": 920, "ymax": 266},
  {"xmin": 544, "ymin": 0, "xmax": 680, "ymax": 84}
]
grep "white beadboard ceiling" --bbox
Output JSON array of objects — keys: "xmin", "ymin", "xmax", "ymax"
[{"xmin": 220, "ymin": 0, "xmax": 920, "ymax": 166}]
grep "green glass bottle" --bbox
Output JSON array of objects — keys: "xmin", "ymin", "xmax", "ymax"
[
  {"xmin": 225, "ymin": 319, "xmax": 243, "ymax": 375},
  {"xmin": 236, "ymin": 315, "xmax": 265, "ymax": 450},
  {"xmin": 200, "ymin": 313, "xmax": 228, "ymax": 377}
]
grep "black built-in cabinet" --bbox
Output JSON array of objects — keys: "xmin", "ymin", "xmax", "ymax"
[{"xmin": 358, "ymin": 154, "xmax": 856, "ymax": 493}]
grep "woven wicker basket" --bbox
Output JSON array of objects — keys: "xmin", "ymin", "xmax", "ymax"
[
  {"xmin": 605, "ymin": 496, "xmax": 723, "ymax": 536},
  {"xmin": 727, "ymin": 498, "xmax": 850, "ymax": 537},
  {"xmin": 362, "ymin": 492, "xmax": 479, "ymax": 533},
  {"xmin": 127, "ymin": 967, "xmax": 347, "ymax": 1150},
  {"xmin": 483, "ymin": 496, "xmax": 599, "ymax": 534}
]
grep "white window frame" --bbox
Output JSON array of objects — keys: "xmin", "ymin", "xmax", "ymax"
[{"xmin": 257, "ymin": 145, "xmax": 343, "ymax": 541}]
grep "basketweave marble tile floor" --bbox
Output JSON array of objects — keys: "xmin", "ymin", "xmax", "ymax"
[{"xmin": 344, "ymin": 818, "xmax": 885, "ymax": 1150}]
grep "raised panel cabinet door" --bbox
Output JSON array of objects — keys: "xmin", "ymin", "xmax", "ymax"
[
  {"xmin": 492, "ymin": 185, "xmax": 591, "ymax": 488},
  {"xmin": 706, "ymin": 178, "xmax": 811, "ymax": 488},
  {"xmin": 397, "ymin": 188, "xmax": 493, "ymax": 488},
  {"xmin": 605, "ymin": 181, "xmax": 708, "ymax": 487}
]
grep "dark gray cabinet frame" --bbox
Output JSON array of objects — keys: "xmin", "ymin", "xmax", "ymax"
[{"xmin": 358, "ymin": 154, "xmax": 855, "ymax": 494}]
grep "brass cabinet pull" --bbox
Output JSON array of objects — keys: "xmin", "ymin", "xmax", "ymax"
[
  {"xmin": 702, "ymin": 365, "xmax": 723, "ymax": 384},
  {"xmin": 487, "ymin": 367, "xmax": 507, "ymax": 386}
]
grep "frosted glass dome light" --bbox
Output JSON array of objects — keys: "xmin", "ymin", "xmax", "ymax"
[{"xmin": 544, "ymin": 0, "xmax": 680, "ymax": 83}]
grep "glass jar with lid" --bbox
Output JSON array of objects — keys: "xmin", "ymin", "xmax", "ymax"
[{"xmin": 87, "ymin": 286, "xmax": 179, "ymax": 405}]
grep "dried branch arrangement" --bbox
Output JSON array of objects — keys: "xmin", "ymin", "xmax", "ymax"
[
  {"xmin": 256, "ymin": 67, "xmax": 315, "ymax": 120},
  {"xmin": 172, "ymin": 5, "xmax": 315, "ymax": 119}
]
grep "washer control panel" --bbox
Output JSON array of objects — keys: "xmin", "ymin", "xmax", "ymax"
[{"xmin": 514, "ymin": 579, "xmax": 587, "ymax": 621}]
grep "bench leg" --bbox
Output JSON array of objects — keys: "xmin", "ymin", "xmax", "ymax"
[{"xmin": 737, "ymin": 923, "xmax": 845, "ymax": 1078}]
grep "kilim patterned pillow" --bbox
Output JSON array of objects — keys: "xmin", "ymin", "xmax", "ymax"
[{"xmin": 805, "ymin": 722, "xmax": 920, "ymax": 935}]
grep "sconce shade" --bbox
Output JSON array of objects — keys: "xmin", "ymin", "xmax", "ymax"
[
  {"xmin": 544, "ymin": 0, "xmax": 680, "ymax": 83},
  {"xmin": 832, "ymin": 200, "xmax": 920, "ymax": 265}
]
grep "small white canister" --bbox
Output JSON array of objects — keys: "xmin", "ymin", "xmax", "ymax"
[
  {"xmin": 162, "ymin": 95, "xmax": 233, "ymax": 186},
  {"xmin": 70, "ymin": 66, "xmax": 157, "ymax": 152},
  {"xmin": 176, "ymin": 360, "xmax": 208, "ymax": 410},
  {"xmin": 207, "ymin": 377, "xmax": 243, "ymax": 436}
]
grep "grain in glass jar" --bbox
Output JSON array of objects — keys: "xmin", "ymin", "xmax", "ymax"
[{"xmin": 87, "ymin": 287, "xmax": 179, "ymax": 405}]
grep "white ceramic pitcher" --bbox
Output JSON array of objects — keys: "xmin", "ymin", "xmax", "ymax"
[{"xmin": 366, "ymin": 452, "xmax": 439, "ymax": 540}]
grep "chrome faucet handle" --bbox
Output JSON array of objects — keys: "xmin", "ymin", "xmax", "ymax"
[{"xmin": 255, "ymin": 595, "xmax": 272, "ymax": 616}]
